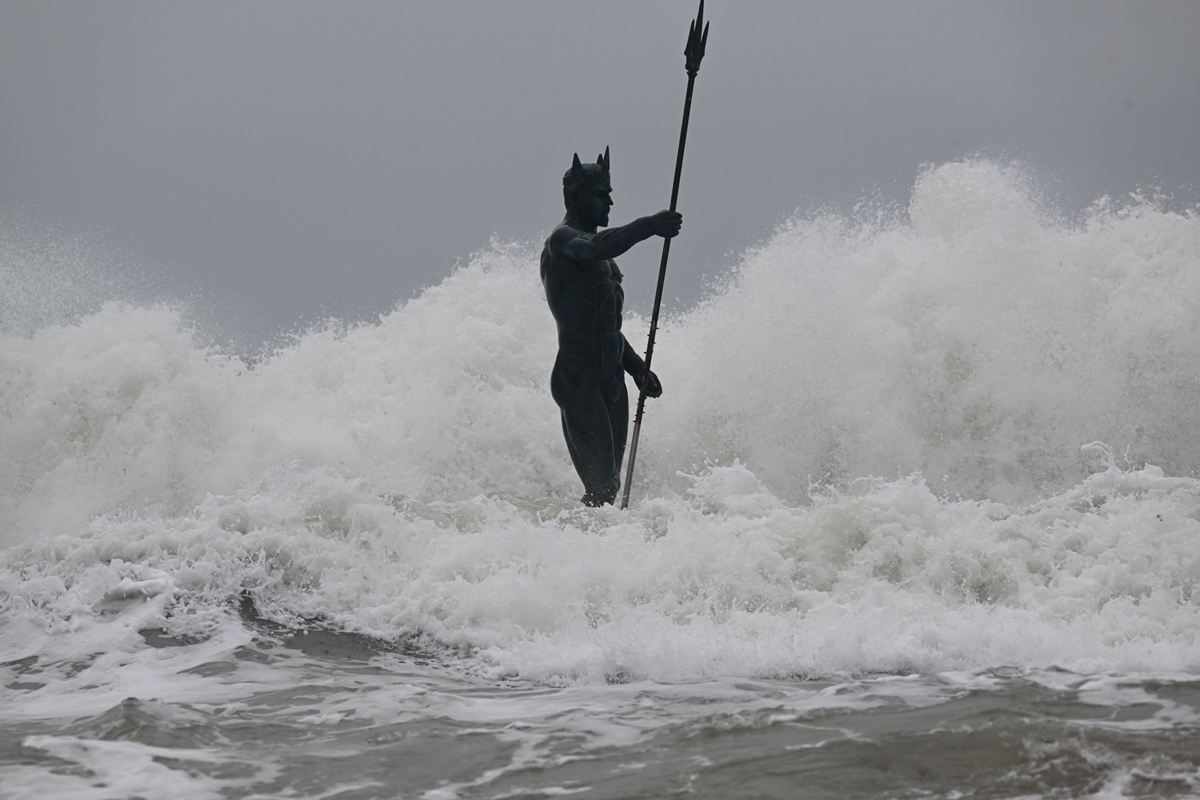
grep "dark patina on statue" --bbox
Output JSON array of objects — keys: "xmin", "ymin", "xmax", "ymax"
[{"xmin": 541, "ymin": 148, "xmax": 682, "ymax": 506}]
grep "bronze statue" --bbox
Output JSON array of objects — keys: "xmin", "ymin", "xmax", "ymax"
[{"xmin": 541, "ymin": 148, "xmax": 682, "ymax": 505}]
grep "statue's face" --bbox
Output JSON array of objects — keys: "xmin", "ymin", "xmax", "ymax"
[{"xmin": 577, "ymin": 183, "xmax": 613, "ymax": 229}]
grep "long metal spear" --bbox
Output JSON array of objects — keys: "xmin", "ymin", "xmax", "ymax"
[{"xmin": 621, "ymin": 1, "xmax": 709, "ymax": 510}]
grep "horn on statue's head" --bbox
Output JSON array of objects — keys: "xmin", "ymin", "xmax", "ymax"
[
  {"xmin": 571, "ymin": 153, "xmax": 585, "ymax": 183},
  {"xmin": 601, "ymin": 146, "xmax": 610, "ymax": 174}
]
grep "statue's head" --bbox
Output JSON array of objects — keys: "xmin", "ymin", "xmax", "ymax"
[{"xmin": 563, "ymin": 147, "xmax": 612, "ymax": 228}]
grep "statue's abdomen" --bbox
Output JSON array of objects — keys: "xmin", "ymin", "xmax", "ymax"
[{"xmin": 542, "ymin": 254, "xmax": 625, "ymax": 381}]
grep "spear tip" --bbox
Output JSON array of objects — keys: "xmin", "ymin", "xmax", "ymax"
[{"xmin": 684, "ymin": 0, "xmax": 709, "ymax": 76}]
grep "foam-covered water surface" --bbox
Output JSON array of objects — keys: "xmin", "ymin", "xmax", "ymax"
[{"xmin": 3, "ymin": 161, "xmax": 1200, "ymax": 797}]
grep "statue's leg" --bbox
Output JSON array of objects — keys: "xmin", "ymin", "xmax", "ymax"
[
  {"xmin": 559, "ymin": 396, "xmax": 618, "ymax": 505},
  {"xmin": 552, "ymin": 354, "xmax": 619, "ymax": 505}
]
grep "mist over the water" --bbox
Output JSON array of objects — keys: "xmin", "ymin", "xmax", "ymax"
[{"xmin": 3, "ymin": 160, "xmax": 1200, "ymax": 683}]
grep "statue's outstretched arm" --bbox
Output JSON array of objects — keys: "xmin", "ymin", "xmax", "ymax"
[
  {"xmin": 555, "ymin": 218, "xmax": 655, "ymax": 262},
  {"xmin": 553, "ymin": 210, "xmax": 681, "ymax": 263}
]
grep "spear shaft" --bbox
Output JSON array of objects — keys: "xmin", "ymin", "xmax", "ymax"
[{"xmin": 621, "ymin": 2, "xmax": 709, "ymax": 510}]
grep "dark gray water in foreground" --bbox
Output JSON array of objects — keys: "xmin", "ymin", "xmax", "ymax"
[{"xmin": 4, "ymin": 619, "xmax": 1200, "ymax": 800}]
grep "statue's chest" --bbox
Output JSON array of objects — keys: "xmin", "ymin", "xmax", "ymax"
[
  {"xmin": 596, "ymin": 261, "xmax": 624, "ymax": 303},
  {"xmin": 596, "ymin": 260, "xmax": 625, "ymax": 288}
]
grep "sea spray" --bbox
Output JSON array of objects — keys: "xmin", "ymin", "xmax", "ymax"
[
  {"xmin": 655, "ymin": 160, "xmax": 1200, "ymax": 503},
  {"xmin": 0, "ymin": 217, "xmax": 133, "ymax": 338}
]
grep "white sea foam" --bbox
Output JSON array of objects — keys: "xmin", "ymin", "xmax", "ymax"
[{"xmin": 2, "ymin": 160, "xmax": 1200, "ymax": 685}]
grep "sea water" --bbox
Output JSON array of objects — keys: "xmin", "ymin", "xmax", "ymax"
[{"xmin": 2, "ymin": 161, "xmax": 1200, "ymax": 798}]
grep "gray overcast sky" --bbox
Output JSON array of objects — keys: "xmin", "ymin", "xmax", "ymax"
[{"xmin": 2, "ymin": 1, "xmax": 1199, "ymax": 348}]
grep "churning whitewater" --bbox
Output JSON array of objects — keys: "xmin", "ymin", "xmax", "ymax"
[{"xmin": 3, "ymin": 160, "xmax": 1200, "ymax": 691}]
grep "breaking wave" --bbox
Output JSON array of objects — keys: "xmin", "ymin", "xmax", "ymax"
[{"xmin": 3, "ymin": 160, "xmax": 1200, "ymax": 683}]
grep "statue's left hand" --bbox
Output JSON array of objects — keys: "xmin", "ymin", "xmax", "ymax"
[{"xmin": 636, "ymin": 369, "xmax": 663, "ymax": 398}]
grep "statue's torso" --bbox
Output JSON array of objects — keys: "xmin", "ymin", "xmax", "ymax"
[{"xmin": 541, "ymin": 233, "xmax": 625, "ymax": 379}]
